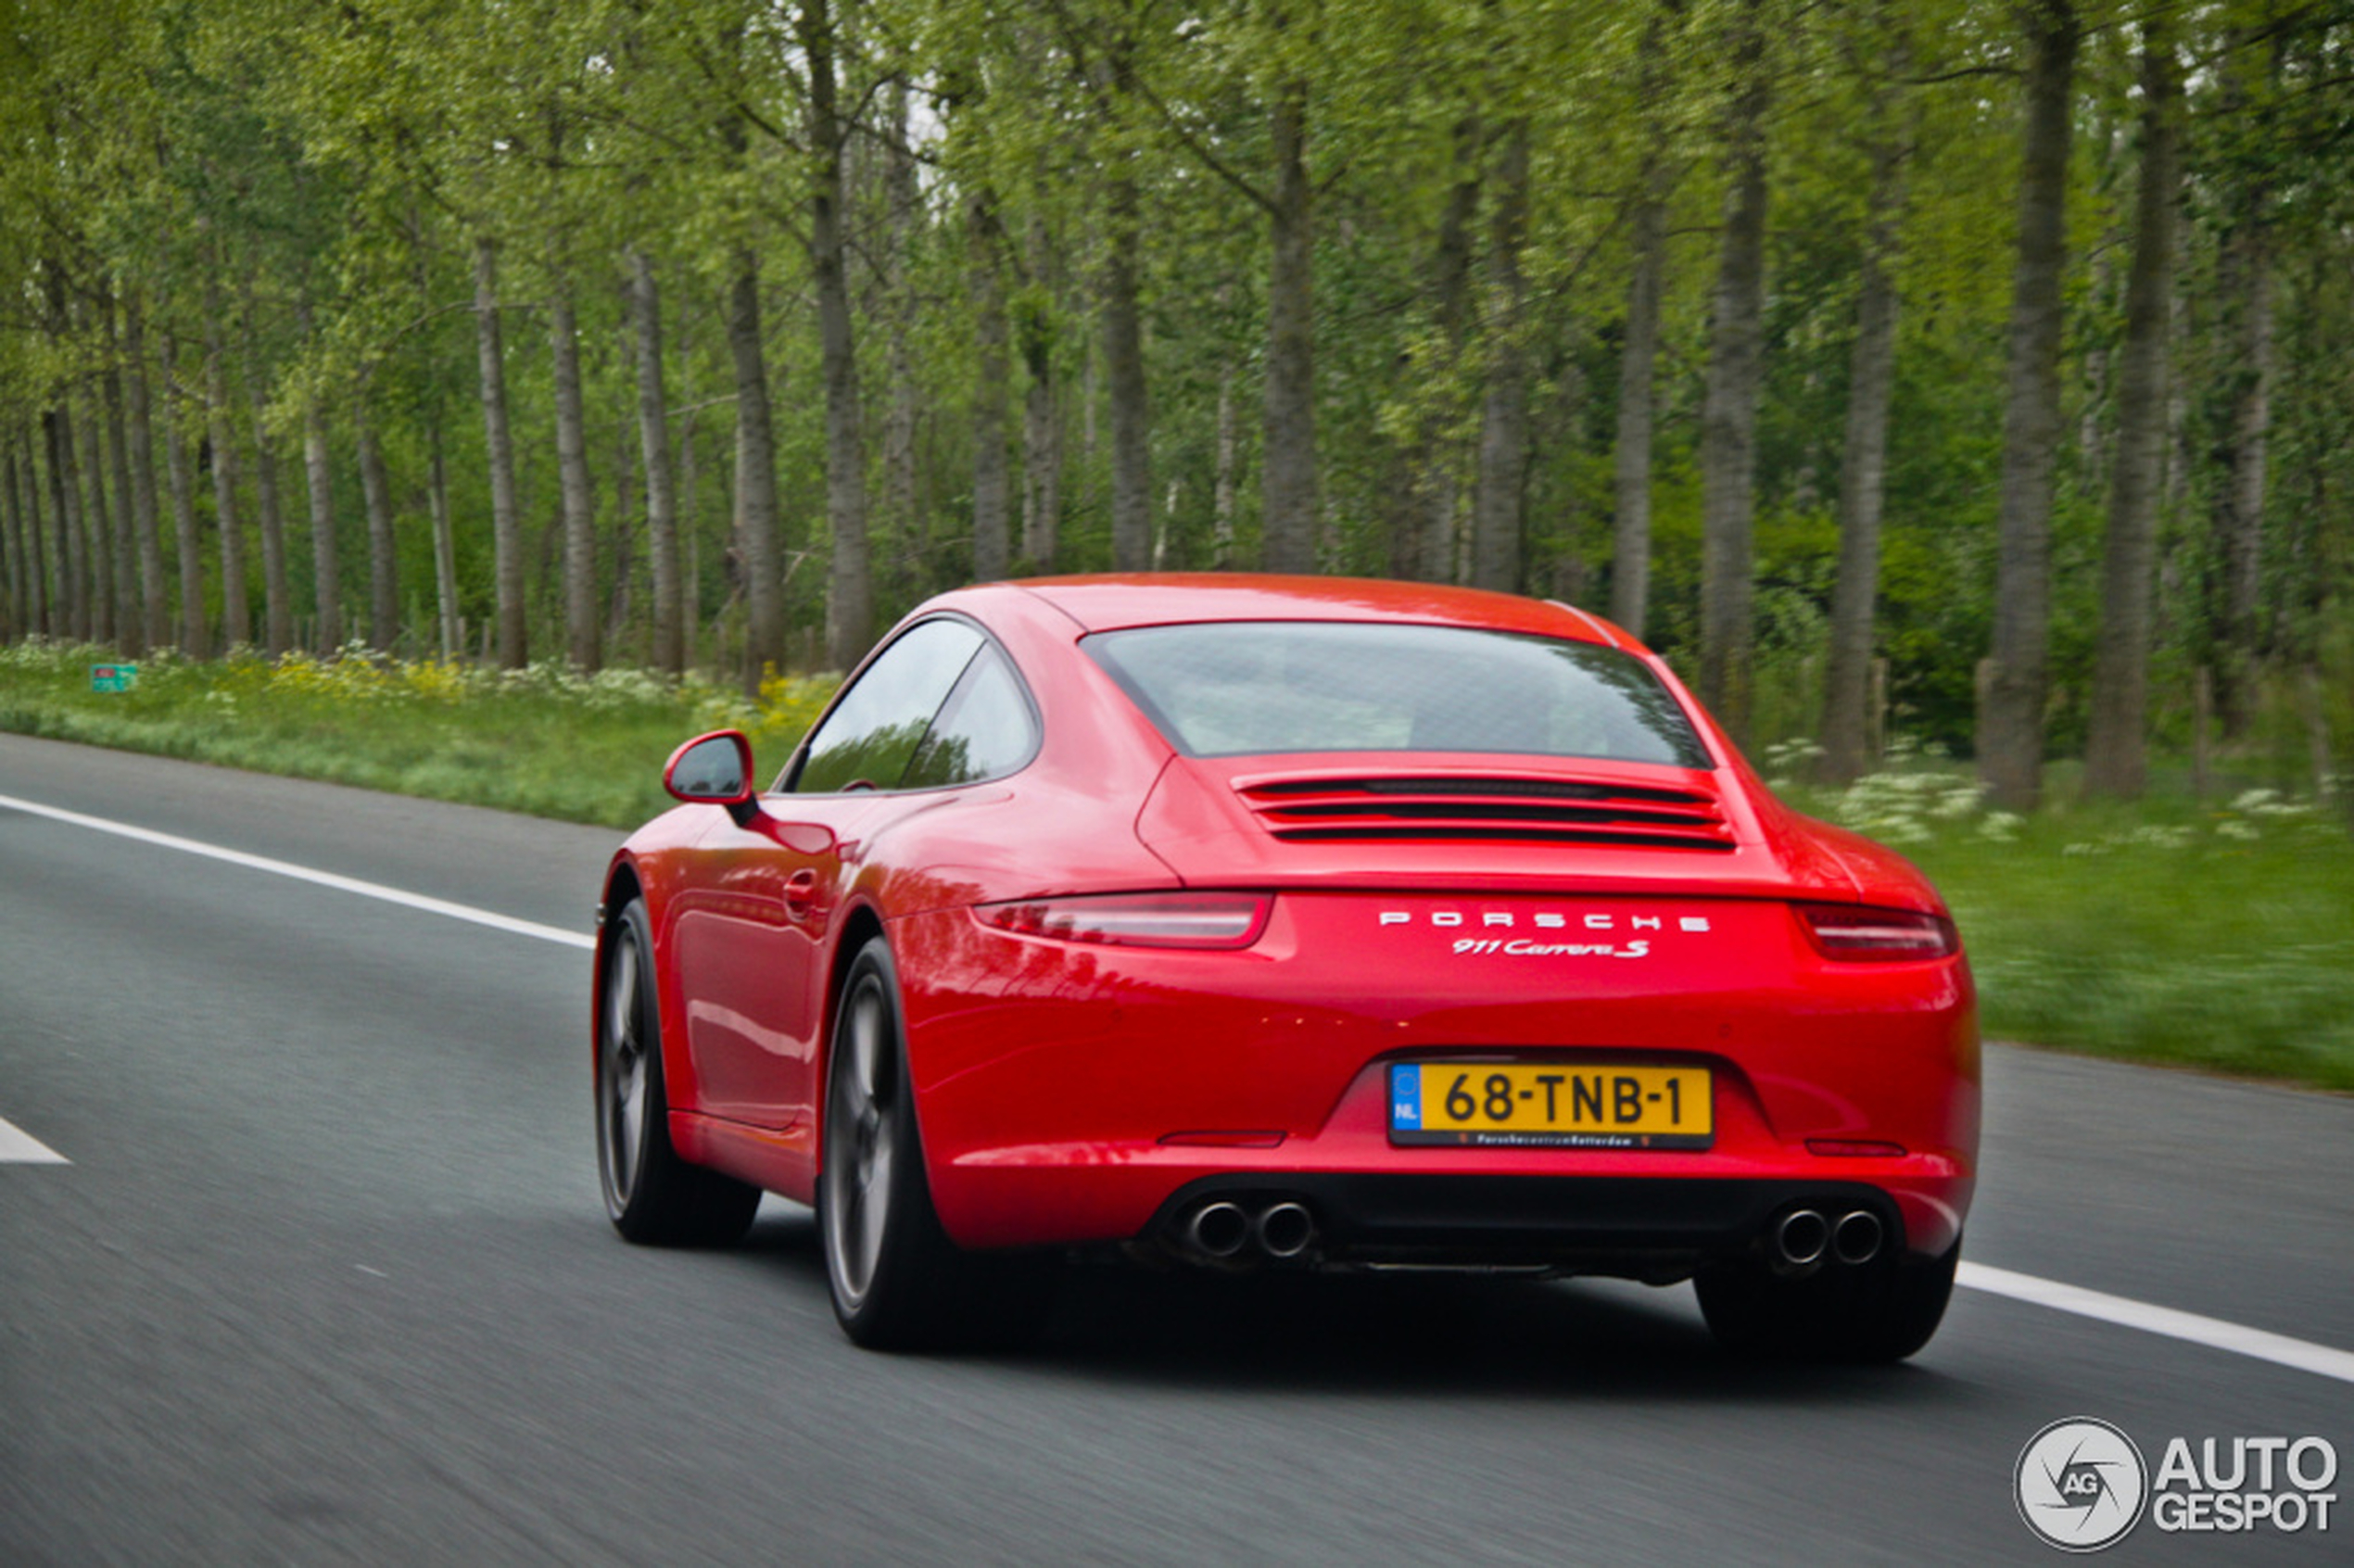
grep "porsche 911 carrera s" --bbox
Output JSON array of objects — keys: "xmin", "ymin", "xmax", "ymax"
[{"xmin": 594, "ymin": 575, "xmax": 1977, "ymax": 1359}]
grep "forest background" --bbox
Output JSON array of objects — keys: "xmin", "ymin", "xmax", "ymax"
[
  {"xmin": 1, "ymin": 0, "xmax": 2349, "ymax": 805},
  {"xmin": 4, "ymin": 0, "xmax": 2353, "ymax": 1088}
]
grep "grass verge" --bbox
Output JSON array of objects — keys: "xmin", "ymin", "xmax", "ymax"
[
  {"xmin": 7, "ymin": 640, "xmax": 2351, "ymax": 1091},
  {"xmin": 0, "ymin": 640, "xmax": 835, "ymax": 828},
  {"xmin": 1777, "ymin": 762, "xmax": 2354, "ymax": 1092}
]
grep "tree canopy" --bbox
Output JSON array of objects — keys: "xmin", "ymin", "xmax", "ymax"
[{"xmin": 3, "ymin": 0, "xmax": 2348, "ymax": 790}]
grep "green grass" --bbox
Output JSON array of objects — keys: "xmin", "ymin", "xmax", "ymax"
[
  {"xmin": 0, "ymin": 639, "xmax": 837, "ymax": 828},
  {"xmin": 1777, "ymin": 765, "xmax": 2354, "ymax": 1092},
  {"xmin": 7, "ymin": 639, "xmax": 2351, "ymax": 1091}
]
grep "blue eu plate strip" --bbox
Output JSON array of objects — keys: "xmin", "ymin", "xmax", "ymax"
[{"xmin": 1389, "ymin": 1064, "xmax": 1422, "ymax": 1130}]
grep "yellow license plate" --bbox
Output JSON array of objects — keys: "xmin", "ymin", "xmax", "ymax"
[{"xmin": 1388, "ymin": 1063, "xmax": 1713, "ymax": 1150}]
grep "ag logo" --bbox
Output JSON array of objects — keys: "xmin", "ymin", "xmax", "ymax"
[{"xmin": 2017, "ymin": 1418, "xmax": 2149, "ymax": 1552}]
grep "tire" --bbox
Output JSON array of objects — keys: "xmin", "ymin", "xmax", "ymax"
[
  {"xmin": 597, "ymin": 900, "xmax": 760, "ymax": 1246},
  {"xmin": 820, "ymin": 937, "xmax": 1055, "ymax": 1350},
  {"xmin": 1696, "ymin": 1234, "xmax": 1960, "ymax": 1364}
]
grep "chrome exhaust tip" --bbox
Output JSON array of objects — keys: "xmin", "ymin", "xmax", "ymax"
[
  {"xmin": 1773, "ymin": 1208, "xmax": 1829, "ymax": 1270},
  {"xmin": 1832, "ymin": 1209, "xmax": 1884, "ymax": 1266},
  {"xmin": 1255, "ymin": 1201, "xmax": 1315, "ymax": 1259},
  {"xmin": 1186, "ymin": 1200, "xmax": 1250, "ymax": 1258}
]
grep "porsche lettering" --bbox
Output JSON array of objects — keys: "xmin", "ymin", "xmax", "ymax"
[{"xmin": 1380, "ymin": 910, "xmax": 1694, "ymax": 932}]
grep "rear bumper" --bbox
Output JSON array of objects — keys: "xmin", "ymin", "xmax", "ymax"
[{"xmin": 890, "ymin": 891, "xmax": 1978, "ymax": 1265}]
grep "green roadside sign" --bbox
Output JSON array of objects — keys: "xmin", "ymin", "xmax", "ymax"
[{"xmin": 90, "ymin": 664, "xmax": 137, "ymax": 693}]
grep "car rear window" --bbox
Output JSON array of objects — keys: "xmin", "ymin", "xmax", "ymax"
[{"xmin": 1085, "ymin": 621, "xmax": 1712, "ymax": 767}]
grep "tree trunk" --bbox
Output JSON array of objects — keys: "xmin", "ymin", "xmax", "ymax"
[
  {"xmin": 99, "ymin": 298, "xmax": 141, "ymax": 654},
  {"xmin": 424, "ymin": 411, "xmax": 459, "ymax": 661},
  {"xmin": 403, "ymin": 208, "xmax": 460, "ymax": 661},
  {"xmin": 2083, "ymin": 19, "xmax": 2180, "ymax": 798},
  {"xmin": 549, "ymin": 281, "xmax": 600, "ymax": 669},
  {"xmin": 1020, "ymin": 211, "xmax": 1063, "ymax": 571},
  {"xmin": 160, "ymin": 334, "xmax": 206, "ymax": 655},
  {"xmin": 358, "ymin": 414, "xmax": 399, "ymax": 653},
  {"xmin": 82, "ymin": 386, "xmax": 115, "ymax": 647},
  {"xmin": 881, "ymin": 82, "xmax": 921, "ymax": 596},
  {"xmin": 605, "ymin": 400, "xmax": 638, "ymax": 659},
  {"xmin": 1469, "ymin": 121, "xmax": 1533, "ymax": 593},
  {"xmin": 1977, "ymin": 0, "xmax": 2080, "ymax": 813},
  {"xmin": 473, "ymin": 237, "xmax": 526, "ymax": 669},
  {"xmin": 1611, "ymin": 6, "xmax": 1681, "ymax": 638},
  {"xmin": 46, "ymin": 408, "xmax": 87, "ymax": 640},
  {"xmin": 629, "ymin": 249, "xmax": 685, "ymax": 677},
  {"xmin": 2, "ymin": 445, "xmax": 24, "ymax": 640},
  {"xmin": 23, "ymin": 425, "xmax": 54, "ymax": 636},
  {"xmin": 804, "ymin": 0, "xmax": 871, "ymax": 671},
  {"xmin": 1696, "ymin": 0, "xmax": 1772, "ymax": 745},
  {"xmin": 676, "ymin": 302, "xmax": 703, "ymax": 665},
  {"xmin": 123, "ymin": 296, "xmax": 168, "ymax": 651},
  {"xmin": 297, "ymin": 299, "xmax": 341, "ymax": 656},
  {"xmin": 242, "ymin": 307, "xmax": 294, "ymax": 656},
  {"xmin": 1104, "ymin": 170, "xmax": 1152, "ymax": 572},
  {"xmin": 1020, "ymin": 353, "xmax": 1062, "ymax": 569},
  {"xmin": 1213, "ymin": 355, "xmax": 1238, "ymax": 568},
  {"xmin": 1819, "ymin": 32, "xmax": 1910, "ymax": 787},
  {"xmin": 2208, "ymin": 51, "xmax": 2273, "ymax": 740},
  {"xmin": 1418, "ymin": 114, "xmax": 1481, "ymax": 584},
  {"xmin": 1261, "ymin": 77, "xmax": 1318, "ymax": 571},
  {"xmin": 969, "ymin": 192, "xmax": 1013, "ymax": 582},
  {"xmin": 727, "ymin": 246, "xmax": 783, "ymax": 689}
]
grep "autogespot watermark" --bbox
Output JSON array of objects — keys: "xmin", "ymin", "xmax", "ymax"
[{"xmin": 2015, "ymin": 1417, "xmax": 2340, "ymax": 1552}]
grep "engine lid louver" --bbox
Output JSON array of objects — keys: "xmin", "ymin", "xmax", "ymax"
[{"xmin": 1236, "ymin": 774, "xmax": 1737, "ymax": 851}]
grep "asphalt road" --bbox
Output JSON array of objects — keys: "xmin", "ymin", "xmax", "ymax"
[{"xmin": 2, "ymin": 731, "xmax": 2347, "ymax": 1565}]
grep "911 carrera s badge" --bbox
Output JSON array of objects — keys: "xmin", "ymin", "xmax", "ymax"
[{"xmin": 1450, "ymin": 936, "xmax": 1651, "ymax": 957}]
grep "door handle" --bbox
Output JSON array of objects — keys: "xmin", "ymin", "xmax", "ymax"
[{"xmin": 783, "ymin": 868, "xmax": 819, "ymax": 918}]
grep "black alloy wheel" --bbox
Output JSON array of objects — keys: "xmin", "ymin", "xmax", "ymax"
[{"xmin": 597, "ymin": 899, "xmax": 760, "ymax": 1246}]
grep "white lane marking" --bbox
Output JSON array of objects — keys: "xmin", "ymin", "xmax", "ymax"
[
  {"xmin": 0, "ymin": 1113, "xmax": 69, "ymax": 1163},
  {"xmin": 1962, "ymin": 1262, "xmax": 2354, "ymax": 1385},
  {"xmin": 0, "ymin": 791, "xmax": 596, "ymax": 951}
]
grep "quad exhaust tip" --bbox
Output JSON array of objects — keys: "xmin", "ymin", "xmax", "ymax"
[
  {"xmin": 1770, "ymin": 1207, "xmax": 1884, "ymax": 1271},
  {"xmin": 1773, "ymin": 1208, "xmax": 1829, "ymax": 1271},
  {"xmin": 1255, "ymin": 1201, "xmax": 1315, "ymax": 1259},
  {"xmin": 1180, "ymin": 1197, "xmax": 1317, "ymax": 1262},
  {"xmin": 1187, "ymin": 1201, "xmax": 1250, "ymax": 1258},
  {"xmin": 1833, "ymin": 1208, "xmax": 1883, "ymax": 1266}
]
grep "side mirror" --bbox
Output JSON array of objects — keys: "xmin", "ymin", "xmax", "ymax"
[{"xmin": 664, "ymin": 730, "xmax": 760, "ymax": 824}]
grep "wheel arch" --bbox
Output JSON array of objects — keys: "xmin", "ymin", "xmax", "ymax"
[
  {"xmin": 592, "ymin": 859, "xmax": 644, "ymax": 1072},
  {"xmin": 595, "ymin": 855, "xmax": 698, "ymax": 1116},
  {"xmin": 816, "ymin": 901, "xmax": 891, "ymax": 1144}
]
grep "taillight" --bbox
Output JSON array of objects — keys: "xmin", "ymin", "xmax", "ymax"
[
  {"xmin": 1795, "ymin": 903, "xmax": 1959, "ymax": 961},
  {"xmin": 975, "ymin": 891, "xmax": 1272, "ymax": 950}
]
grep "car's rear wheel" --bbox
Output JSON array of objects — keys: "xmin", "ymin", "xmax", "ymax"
[
  {"xmin": 821, "ymin": 937, "xmax": 1055, "ymax": 1350},
  {"xmin": 598, "ymin": 899, "xmax": 760, "ymax": 1246},
  {"xmin": 1695, "ymin": 1235, "xmax": 1959, "ymax": 1363}
]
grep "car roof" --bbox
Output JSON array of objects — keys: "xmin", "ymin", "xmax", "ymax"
[{"xmin": 1006, "ymin": 574, "xmax": 1629, "ymax": 649}]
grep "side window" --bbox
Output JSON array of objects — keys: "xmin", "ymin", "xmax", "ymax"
[
  {"xmin": 901, "ymin": 644, "xmax": 1039, "ymax": 790},
  {"xmin": 791, "ymin": 620, "xmax": 983, "ymax": 793}
]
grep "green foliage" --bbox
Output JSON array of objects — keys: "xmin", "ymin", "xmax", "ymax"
[
  {"xmin": 0, "ymin": 0, "xmax": 2347, "ymax": 760},
  {"xmin": 1764, "ymin": 752, "xmax": 2354, "ymax": 1091},
  {"xmin": 0, "ymin": 639, "xmax": 835, "ymax": 826}
]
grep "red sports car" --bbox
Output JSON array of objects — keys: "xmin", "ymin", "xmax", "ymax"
[{"xmin": 594, "ymin": 575, "xmax": 1978, "ymax": 1359}]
